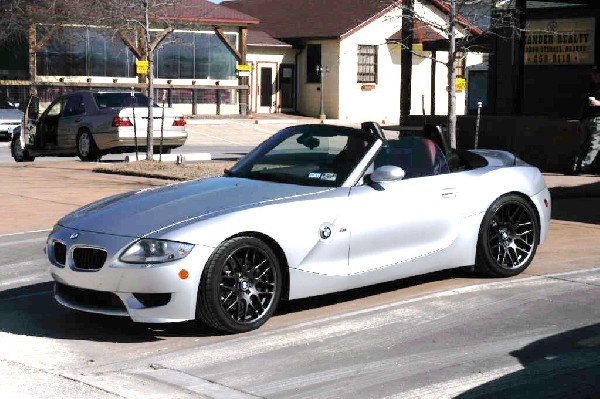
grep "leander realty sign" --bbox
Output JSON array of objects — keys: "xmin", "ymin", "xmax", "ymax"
[{"xmin": 525, "ymin": 18, "xmax": 595, "ymax": 65}]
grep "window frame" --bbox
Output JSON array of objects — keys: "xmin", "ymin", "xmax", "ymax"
[{"xmin": 357, "ymin": 45, "xmax": 378, "ymax": 84}]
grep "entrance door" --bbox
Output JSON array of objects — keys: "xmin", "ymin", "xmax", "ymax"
[
  {"xmin": 257, "ymin": 63, "xmax": 277, "ymax": 113},
  {"xmin": 280, "ymin": 64, "xmax": 295, "ymax": 112}
]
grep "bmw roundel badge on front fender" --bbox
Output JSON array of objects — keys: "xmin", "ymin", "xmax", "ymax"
[{"xmin": 319, "ymin": 224, "xmax": 332, "ymax": 240}]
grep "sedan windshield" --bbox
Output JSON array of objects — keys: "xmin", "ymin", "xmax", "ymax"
[{"xmin": 228, "ymin": 125, "xmax": 376, "ymax": 187}]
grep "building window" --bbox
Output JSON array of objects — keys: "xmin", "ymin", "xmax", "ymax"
[
  {"xmin": 306, "ymin": 44, "xmax": 321, "ymax": 83},
  {"xmin": 154, "ymin": 31, "xmax": 238, "ymax": 80},
  {"xmin": 36, "ymin": 26, "xmax": 238, "ymax": 81},
  {"xmin": 357, "ymin": 45, "xmax": 377, "ymax": 83},
  {"xmin": 36, "ymin": 26, "xmax": 134, "ymax": 77}
]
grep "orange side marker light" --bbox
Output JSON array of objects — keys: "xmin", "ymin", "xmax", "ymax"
[{"xmin": 179, "ymin": 269, "xmax": 189, "ymax": 280}]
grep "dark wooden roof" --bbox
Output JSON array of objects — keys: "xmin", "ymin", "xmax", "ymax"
[
  {"xmin": 247, "ymin": 30, "xmax": 291, "ymax": 47},
  {"xmin": 158, "ymin": 0, "xmax": 259, "ymax": 25},
  {"xmin": 387, "ymin": 20, "xmax": 445, "ymax": 44},
  {"xmin": 222, "ymin": 0, "xmax": 397, "ymax": 39}
]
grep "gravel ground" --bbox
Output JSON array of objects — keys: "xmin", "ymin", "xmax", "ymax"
[{"xmin": 93, "ymin": 160, "xmax": 236, "ymax": 181}]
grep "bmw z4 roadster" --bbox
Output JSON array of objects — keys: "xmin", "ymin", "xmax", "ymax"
[{"xmin": 47, "ymin": 122, "xmax": 551, "ymax": 333}]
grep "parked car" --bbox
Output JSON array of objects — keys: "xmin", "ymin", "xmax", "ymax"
[
  {"xmin": 0, "ymin": 98, "xmax": 23, "ymax": 140},
  {"xmin": 11, "ymin": 90, "xmax": 187, "ymax": 162},
  {"xmin": 47, "ymin": 122, "xmax": 551, "ymax": 333}
]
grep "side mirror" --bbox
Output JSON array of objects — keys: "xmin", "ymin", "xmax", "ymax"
[{"xmin": 370, "ymin": 165, "xmax": 405, "ymax": 183}]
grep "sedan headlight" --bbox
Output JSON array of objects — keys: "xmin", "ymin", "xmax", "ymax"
[{"xmin": 120, "ymin": 239, "xmax": 194, "ymax": 264}]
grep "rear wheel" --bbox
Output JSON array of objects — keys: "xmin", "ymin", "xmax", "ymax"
[
  {"xmin": 476, "ymin": 194, "xmax": 539, "ymax": 277},
  {"xmin": 11, "ymin": 134, "xmax": 35, "ymax": 162},
  {"xmin": 196, "ymin": 236, "xmax": 282, "ymax": 333},
  {"xmin": 76, "ymin": 130, "xmax": 101, "ymax": 162}
]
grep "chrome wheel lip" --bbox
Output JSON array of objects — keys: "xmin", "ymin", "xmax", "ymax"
[
  {"xmin": 487, "ymin": 202, "xmax": 536, "ymax": 270},
  {"xmin": 218, "ymin": 245, "xmax": 277, "ymax": 324}
]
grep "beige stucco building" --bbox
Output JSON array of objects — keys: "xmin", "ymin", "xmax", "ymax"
[{"xmin": 227, "ymin": 0, "xmax": 484, "ymax": 122}]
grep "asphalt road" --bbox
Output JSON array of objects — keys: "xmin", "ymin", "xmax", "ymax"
[
  {"xmin": 0, "ymin": 119, "xmax": 308, "ymax": 163},
  {"xmin": 1, "ymin": 119, "xmax": 599, "ymax": 398},
  {"xmin": 0, "ymin": 230, "xmax": 599, "ymax": 398}
]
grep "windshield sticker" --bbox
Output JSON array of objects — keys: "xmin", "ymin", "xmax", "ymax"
[
  {"xmin": 320, "ymin": 173, "xmax": 337, "ymax": 181},
  {"xmin": 308, "ymin": 172, "xmax": 322, "ymax": 179}
]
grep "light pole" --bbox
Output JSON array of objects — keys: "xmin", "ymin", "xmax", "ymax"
[{"xmin": 316, "ymin": 65, "xmax": 329, "ymax": 120}]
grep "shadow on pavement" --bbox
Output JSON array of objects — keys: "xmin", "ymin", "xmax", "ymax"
[
  {"xmin": 456, "ymin": 324, "xmax": 600, "ymax": 398},
  {"xmin": 0, "ymin": 282, "xmax": 218, "ymax": 342},
  {"xmin": 1, "ymin": 268, "xmax": 486, "ymax": 341},
  {"xmin": 550, "ymin": 181, "xmax": 600, "ymax": 225}
]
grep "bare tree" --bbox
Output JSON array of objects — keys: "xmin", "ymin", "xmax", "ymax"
[
  {"xmin": 93, "ymin": 0, "xmax": 188, "ymax": 160},
  {"xmin": 389, "ymin": 0, "xmax": 519, "ymax": 148}
]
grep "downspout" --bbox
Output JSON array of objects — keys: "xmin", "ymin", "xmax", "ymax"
[{"xmin": 294, "ymin": 45, "xmax": 305, "ymax": 114}]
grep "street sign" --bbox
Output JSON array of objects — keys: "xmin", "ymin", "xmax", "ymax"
[
  {"xmin": 236, "ymin": 64, "xmax": 252, "ymax": 72},
  {"xmin": 136, "ymin": 60, "xmax": 149, "ymax": 75},
  {"xmin": 456, "ymin": 77, "xmax": 466, "ymax": 92},
  {"xmin": 237, "ymin": 71, "xmax": 251, "ymax": 77}
]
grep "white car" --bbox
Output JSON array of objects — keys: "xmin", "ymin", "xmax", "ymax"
[
  {"xmin": 11, "ymin": 90, "xmax": 187, "ymax": 162},
  {"xmin": 47, "ymin": 122, "xmax": 551, "ymax": 333},
  {"xmin": 0, "ymin": 106, "xmax": 23, "ymax": 140}
]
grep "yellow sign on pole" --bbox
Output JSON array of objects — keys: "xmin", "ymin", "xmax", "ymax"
[
  {"xmin": 136, "ymin": 60, "xmax": 149, "ymax": 75},
  {"xmin": 456, "ymin": 78, "xmax": 466, "ymax": 92},
  {"xmin": 236, "ymin": 64, "xmax": 252, "ymax": 72}
]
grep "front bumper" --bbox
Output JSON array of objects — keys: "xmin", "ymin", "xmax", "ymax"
[{"xmin": 47, "ymin": 226, "xmax": 214, "ymax": 323}]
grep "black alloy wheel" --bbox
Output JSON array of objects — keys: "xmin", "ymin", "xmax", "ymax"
[
  {"xmin": 197, "ymin": 236, "xmax": 282, "ymax": 333},
  {"xmin": 476, "ymin": 194, "xmax": 539, "ymax": 277}
]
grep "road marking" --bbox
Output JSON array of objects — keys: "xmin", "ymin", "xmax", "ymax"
[
  {"xmin": 190, "ymin": 131, "xmax": 243, "ymax": 145},
  {"xmin": 0, "ymin": 272, "xmax": 49, "ymax": 287},
  {"xmin": 134, "ymin": 368, "xmax": 262, "ymax": 399},
  {"xmin": 0, "ymin": 229, "xmax": 51, "ymax": 239},
  {"xmin": 0, "ymin": 237, "xmax": 47, "ymax": 248},
  {"xmin": 229, "ymin": 120, "xmax": 276, "ymax": 133}
]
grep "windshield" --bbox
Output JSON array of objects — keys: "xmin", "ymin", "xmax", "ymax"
[
  {"xmin": 228, "ymin": 125, "xmax": 376, "ymax": 187},
  {"xmin": 93, "ymin": 92, "xmax": 151, "ymax": 109}
]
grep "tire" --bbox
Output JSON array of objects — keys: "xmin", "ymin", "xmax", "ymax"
[
  {"xmin": 475, "ymin": 194, "xmax": 539, "ymax": 277},
  {"xmin": 76, "ymin": 130, "xmax": 101, "ymax": 162},
  {"xmin": 11, "ymin": 134, "xmax": 35, "ymax": 162},
  {"xmin": 196, "ymin": 236, "xmax": 282, "ymax": 333}
]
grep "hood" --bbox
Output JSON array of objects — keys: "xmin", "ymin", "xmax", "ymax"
[
  {"xmin": 58, "ymin": 177, "xmax": 331, "ymax": 237},
  {"xmin": 0, "ymin": 108, "xmax": 23, "ymax": 121}
]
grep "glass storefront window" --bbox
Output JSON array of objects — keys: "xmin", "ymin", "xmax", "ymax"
[
  {"xmin": 36, "ymin": 26, "xmax": 134, "ymax": 77},
  {"xmin": 36, "ymin": 26, "xmax": 238, "ymax": 81}
]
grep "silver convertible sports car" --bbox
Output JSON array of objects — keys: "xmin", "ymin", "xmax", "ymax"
[{"xmin": 47, "ymin": 122, "xmax": 551, "ymax": 333}]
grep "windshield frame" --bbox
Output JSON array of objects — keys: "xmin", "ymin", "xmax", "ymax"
[{"xmin": 227, "ymin": 124, "xmax": 378, "ymax": 188}]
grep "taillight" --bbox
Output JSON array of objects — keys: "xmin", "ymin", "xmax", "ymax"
[
  {"xmin": 112, "ymin": 116, "xmax": 133, "ymax": 127},
  {"xmin": 172, "ymin": 117, "xmax": 185, "ymax": 127}
]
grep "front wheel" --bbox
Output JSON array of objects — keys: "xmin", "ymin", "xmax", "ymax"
[
  {"xmin": 476, "ymin": 194, "xmax": 539, "ymax": 277},
  {"xmin": 11, "ymin": 134, "xmax": 35, "ymax": 162},
  {"xmin": 196, "ymin": 237, "xmax": 282, "ymax": 333},
  {"xmin": 76, "ymin": 130, "xmax": 101, "ymax": 162}
]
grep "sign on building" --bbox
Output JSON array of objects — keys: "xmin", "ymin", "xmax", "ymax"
[
  {"xmin": 136, "ymin": 60, "xmax": 149, "ymax": 75},
  {"xmin": 525, "ymin": 18, "xmax": 595, "ymax": 65}
]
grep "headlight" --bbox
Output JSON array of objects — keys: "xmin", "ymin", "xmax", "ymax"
[{"xmin": 120, "ymin": 239, "xmax": 194, "ymax": 264}]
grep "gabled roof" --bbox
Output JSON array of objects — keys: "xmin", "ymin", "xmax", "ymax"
[
  {"xmin": 247, "ymin": 30, "xmax": 292, "ymax": 47},
  {"xmin": 154, "ymin": 0, "xmax": 259, "ymax": 25},
  {"xmin": 222, "ymin": 0, "xmax": 481, "ymax": 40},
  {"xmin": 222, "ymin": 0, "xmax": 396, "ymax": 39},
  {"xmin": 387, "ymin": 20, "xmax": 445, "ymax": 44}
]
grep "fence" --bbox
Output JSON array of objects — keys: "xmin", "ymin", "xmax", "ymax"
[{"xmin": 0, "ymin": 81, "xmax": 249, "ymax": 116}]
